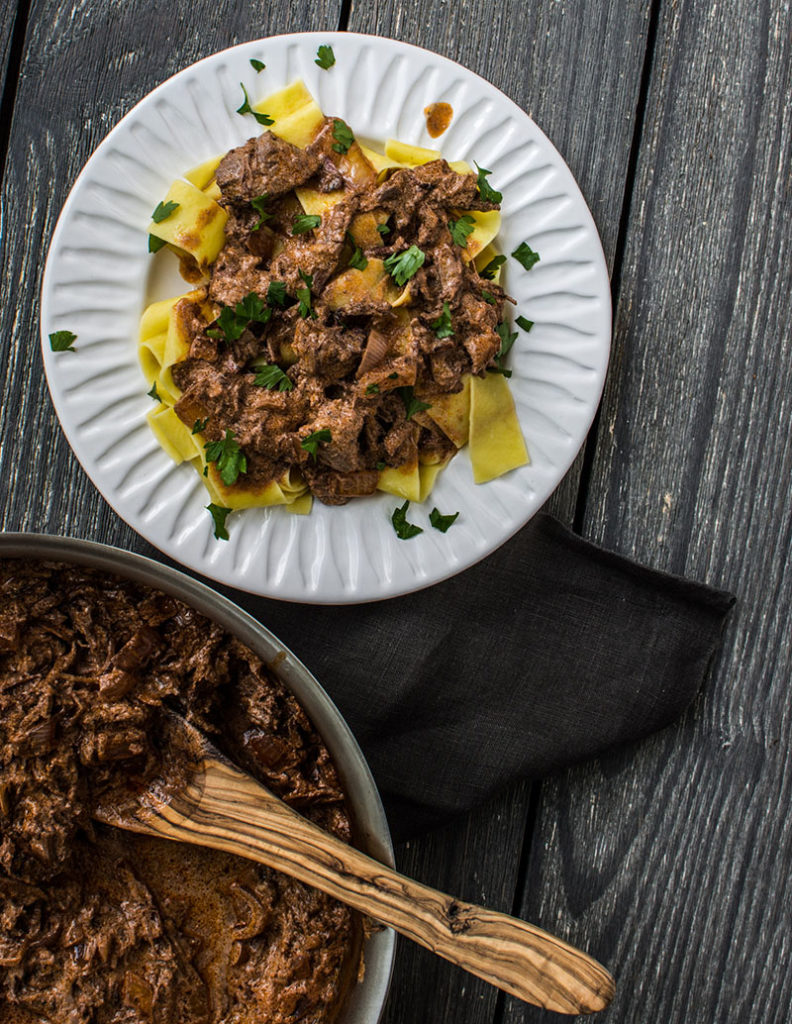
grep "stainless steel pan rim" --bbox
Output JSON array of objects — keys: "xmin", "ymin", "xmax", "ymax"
[{"xmin": 0, "ymin": 532, "xmax": 395, "ymax": 1024}]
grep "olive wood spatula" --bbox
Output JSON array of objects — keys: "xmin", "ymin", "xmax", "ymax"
[{"xmin": 94, "ymin": 713, "xmax": 614, "ymax": 1016}]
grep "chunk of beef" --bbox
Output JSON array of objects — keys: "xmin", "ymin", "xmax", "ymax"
[
  {"xmin": 269, "ymin": 198, "xmax": 358, "ymax": 293},
  {"xmin": 306, "ymin": 118, "xmax": 378, "ymax": 193},
  {"xmin": 291, "ymin": 320, "xmax": 365, "ymax": 381},
  {"xmin": 216, "ymin": 132, "xmax": 320, "ymax": 202},
  {"xmin": 301, "ymin": 466, "xmax": 379, "ymax": 505}
]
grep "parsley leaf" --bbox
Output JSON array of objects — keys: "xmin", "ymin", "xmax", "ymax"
[
  {"xmin": 192, "ymin": 417, "xmax": 209, "ymax": 434},
  {"xmin": 204, "ymin": 429, "xmax": 247, "ymax": 486},
  {"xmin": 376, "ymin": 460, "xmax": 386, "ymax": 470},
  {"xmin": 206, "ymin": 503, "xmax": 232, "ymax": 541},
  {"xmin": 398, "ymin": 386, "xmax": 431, "ymax": 420},
  {"xmin": 236, "ymin": 83, "xmax": 274, "ymax": 126},
  {"xmin": 151, "ymin": 200, "xmax": 179, "ymax": 223},
  {"xmin": 315, "ymin": 45, "xmax": 336, "ymax": 69},
  {"xmin": 384, "ymin": 245, "xmax": 426, "ymax": 287},
  {"xmin": 512, "ymin": 241, "xmax": 540, "ymax": 271},
  {"xmin": 49, "ymin": 330, "xmax": 77, "ymax": 353},
  {"xmin": 481, "ymin": 289, "xmax": 497, "ymax": 304},
  {"xmin": 250, "ymin": 58, "xmax": 266, "ymax": 72},
  {"xmin": 148, "ymin": 234, "xmax": 166, "ymax": 253},
  {"xmin": 208, "ymin": 293, "xmax": 270, "ymax": 341},
  {"xmin": 480, "ymin": 254, "xmax": 506, "ymax": 280},
  {"xmin": 490, "ymin": 321, "xmax": 518, "ymax": 378},
  {"xmin": 391, "ymin": 501, "xmax": 423, "ymax": 540},
  {"xmin": 366, "ymin": 383, "xmax": 380, "ymax": 395},
  {"xmin": 147, "ymin": 382, "xmax": 161, "ymax": 402},
  {"xmin": 267, "ymin": 281, "xmax": 288, "ymax": 308},
  {"xmin": 431, "ymin": 302, "xmax": 454, "ymax": 339},
  {"xmin": 301, "ymin": 428, "xmax": 331, "ymax": 460},
  {"xmin": 429, "ymin": 507, "xmax": 459, "ymax": 533},
  {"xmin": 516, "ymin": 315, "xmax": 534, "ymax": 332},
  {"xmin": 250, "ymin": 194, "xmax": 272, "ymax": 231},
  {"xmin": 346, "ymin": 232, "xmax": 368, "ymax": 270},
  {"xmin": 292, "ymin": 213, "xmax": 321, "ymax": 235},
  {"xmin": 254, "ymin": 364, "xmax": 294, "ymax": 391},
  {"xmin": 235, "ymin": 292, "xmax": 270, "ymax": 325},
  {"xmin": 474, "ymin": 164, "xmax": 502, "ymax": 203},
  {"xmin": 376, "ymin": 221, "xmax": 391, "ymax": 237},
  {"xmin": 331, "ymin": 119, "xmax": 354, "ymax": 154},
  {"xmin": 448, "ymin": 214, "xmax": 475, "ymax": 248},
  {"xmin": 297, "ymin": 269, "xmax": 316, "ymax": 319},
  {"xmin": 208, "ymin": 306, "xmax": 246, "ymax": 342}
]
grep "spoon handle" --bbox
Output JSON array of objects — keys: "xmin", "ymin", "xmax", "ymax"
[{"xmin": 130, "ymin": 756, "xmax": 614, "ymax": 1015}]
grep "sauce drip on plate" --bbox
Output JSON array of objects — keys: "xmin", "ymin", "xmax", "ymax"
[{"xmin": 424, "ymin": 102, "xmax": 453, "ymax": 138}]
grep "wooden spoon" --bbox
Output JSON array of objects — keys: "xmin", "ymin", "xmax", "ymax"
[{"xmin": 94, "ymin": 713, "xmax": 614, "ymax": 1015}]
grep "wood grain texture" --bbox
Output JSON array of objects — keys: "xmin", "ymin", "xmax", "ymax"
[
  {"xmin": 0, "ymin": 0, "xmax": 341, "ymax": 550},
  {"xmin": 506, "ymin": 0, "xmax": 792, "ymax": 1020},
  {"xmin": 344, "ymin": 2, "xmax": 652, "ymax": 1021},
  {"xmin": 0, "ymin": 2, "xmax": 20, "ymax": 110},
  {"xmin": 102, "ymin": 727, "xmax": 614, "ymax": 1015}
]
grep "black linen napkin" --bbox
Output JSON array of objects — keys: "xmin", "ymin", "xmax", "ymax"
[{"xmin": 237, "ymin": 514, "xmax": 735, "ymax": 842}]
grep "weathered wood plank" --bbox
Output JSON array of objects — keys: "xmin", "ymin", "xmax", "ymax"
[
  {"xmin": 0, "ymin": 2, "xmax": 20, "ymax": 109},
  {"xmin": 345, "ymin": 1, "xmax": 651, "ymax": 1020},
  {"xmin": 506, "ymin": 0, "xmax": 792, "ymax": 1020},
  {"xmin": 0, "ymin": 0, "xmax": 341, "ymax": 551}
]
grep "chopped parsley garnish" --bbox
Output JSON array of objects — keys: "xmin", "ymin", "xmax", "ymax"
[
  {"xmin": 376, "ymin": 460, "xmax": 386, "ymax": 470},
  {"xmin": 49, "ymin": 330, "xmax": 77, "ymax": 352},
  {"xmin": 366, "ymin": 383, "xmax": 380, "ymax": 395},
  {"xmin": 474, "ymin": 164, "xmax": 502, "ymax": 203},
  {"xmin": 516, "ymin": 315, "xmax": 534, "ymax": 332},
  {"xmin": 292, "ymin": 213, "xmax": 321, "ymax": 235},
  {"xmin": 301, "ymin": 428, "xmax": 332, "ymax": 459},
  {"xmin": 448, "ymin": 214, "xmax": 475, "ymax": 248},
  {"xmin": 431, "ymin": 302, "xmax": 454, "ymax": 339},
  {"xmin": 204, "ymin": 430, "xmax": 247, "ymax": 486},
  {"xmin": 249, "ymin": 58, "xmax": 266, "ymax": 72},
  {"xmin": 332, "ymin": 119, "xmax": 354, "ymax": 154},
  {"xmin": 296, "ymin": 270, "xmax": 316, "ymax": 319},
  {"xmin": 480, "ymin": 254, "xmax": 506, "ymax": 280},
  {"xmin": 346, "ymin": 233, "xmax": 368, "ymax": 270},
  {"xmin": 384, "ymin": 245, "xmax": 426, "ymax": 287},
  {"xmin": 376, "ymin": 221, "xmax": 391, "ymax": 236},
  {"xmin": 250, "ymin": 194, "xmax": 272, "ymax": 230},
  {"xmin": 151, "ymin": 200, "xmax": 179, "ymax": 223},
  {"xmin": 429, "ymin": 507, "xmax": 459, "ymax": 533},
  {"xmin": 267, "ymin": 281, "xmax": 287, "ymax": 307},
  {"xmin": 481, "ymin": 289, "xmax": 497, "ymax": 304},
  {"xmin": 315, "ymin": 45, "xmax": 336, "ymax": 69},
  {"xmin": 388, "ymin": 372, "xmax": 398, "ymax": 379},
  {"xmin": 254, "ymin": 364, "xmax": 294, "ymax": 391},
  {"xmin": 490, "ymin": 321, "xmax": 518, "ymax": 377},
  {"xmin": 192, "ymin": 417, "xmax": 209, "ymax": 434},
  {"xmin": 148, "ymin": 234, "xmax": 166, "ymax": 253},
  {"xmin": 208, "ymin": 293, "xmax": 270, "ymax": 341},
  {"xmin": 398, "ymin": 386, "xmax": 431, "ymax": 420},
  {"xmin": 206, "ymin": 503, "xmax": 232, "ymax": 541},
  {"xmin": 236, "ymin": 83, "xmax": 274, "ymax": 126},
  {"xmin": 391, "ymin": 501, "xmax": 423, "ymax": 540},
  {"xmin": 147, "ymin": 382, "xmax": 161, "ymax": 402},
  {"xmin": 512, "ymin": 241, "xmax": 540, "ymax": 271},
  {"xmin": 236, "ymin": 292, "xmax": 271, "ymax": 324}
]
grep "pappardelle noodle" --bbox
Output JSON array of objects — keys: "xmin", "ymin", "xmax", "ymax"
[{"xmin": 140, "ymin": 79, "xmax": 529, "ymax": 533}]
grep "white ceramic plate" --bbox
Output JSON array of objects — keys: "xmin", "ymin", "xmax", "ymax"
[{"xmin": 41, "ymin": 32, "xmax": 611, "ymax": 604}]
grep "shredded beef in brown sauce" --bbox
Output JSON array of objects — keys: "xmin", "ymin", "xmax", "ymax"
[
  {"xmin": 172, "ymin": 119, "xmax": 509, "ymax": 504},
  {"xmin": 0, "ymin": 561, "xmax": 359, "ymax": 1024}
]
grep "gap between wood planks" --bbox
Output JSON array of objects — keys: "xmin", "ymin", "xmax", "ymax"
[
  {"xmin": 0, "ymin": 0, "xmax": 30, "ymax": 185},
  {"xmin": 491, "ymin": 0, "xmax": 665, "ymax": 1019}
]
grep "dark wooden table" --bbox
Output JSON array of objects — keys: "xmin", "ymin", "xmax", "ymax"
[{"xmin": 1, "ymin": 1, "xmax": 790, "ymax": 1020}]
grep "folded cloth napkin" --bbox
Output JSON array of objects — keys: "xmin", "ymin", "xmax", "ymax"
[{"xmin": 234, "ymin": 514, "xmax": 735, "ymax": 842}]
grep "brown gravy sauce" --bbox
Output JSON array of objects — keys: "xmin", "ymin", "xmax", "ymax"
[{"xmin": 423, "ymin": 102, "xmax": 454, "ymax": 138}]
